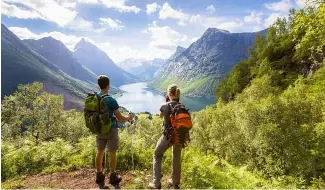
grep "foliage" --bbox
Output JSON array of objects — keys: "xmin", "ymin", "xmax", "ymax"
[
  {"xmin": 1, "ymin": 82, "xmax": 90, "ymax": 142},
  {"xmin": 193, "ymin": 52, "xmax": 325, "ymax": 187},
  {"xmin": 216, "ymin": 2, "xmax": 325, "ymax": 102}
]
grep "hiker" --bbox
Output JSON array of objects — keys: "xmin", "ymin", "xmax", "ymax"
[
  {"xmin": 95, "ymin": 75, "xmax": 133, "ymax": 189},
  {"xmin": 149, "ymin": 84, "xmax": 191, "ymax": 189}
]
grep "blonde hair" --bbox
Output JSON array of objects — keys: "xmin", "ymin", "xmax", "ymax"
[{"xmin": 167, "ymin": 84, "xmax": 181, "ymax": 99}]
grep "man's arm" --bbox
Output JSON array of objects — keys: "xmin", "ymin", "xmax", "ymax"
[
  {"xmin": 114, "ymin": 109, "xmax": 133, "ymax": 122},
  {"xmin": 160, "ymin": 112, "xmax": 164, "ymax": 118}
]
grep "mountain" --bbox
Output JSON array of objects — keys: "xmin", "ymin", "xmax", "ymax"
[
  {"xmin": 168, "ymin": 46, "xmax": 186, "ymax": 61},
  {"xmin": 1, "ymin": 24, "xmax": 118, "ymax": 110},
  {"xmin": 73, "ymin": 39, "xmax": 139, "ymax": 86},
  {"xmin": 116, "ymin": 58, "xmax": 166, "ymax": 81},
  {"xmin": 149, "ymin": 28, "xmax": 267, "ymax": 98},
  {"xmin": 24, "ymin": 37, "xmax": 97, "ymax": 83}
]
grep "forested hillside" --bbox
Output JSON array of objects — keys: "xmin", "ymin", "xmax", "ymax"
[
  {"xmin": 2, "ymin": 82, "xmax": 324, "ymax": 188},
  {"xmin": 195, "ymin": 0, "xmax": 325, "ymax": 186},
  {"xmin": 216, "ymin": 3, "xmax": 325, "ymax": 102}
]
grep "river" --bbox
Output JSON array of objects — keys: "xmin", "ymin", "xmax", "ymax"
[{"xmin": 116, "ymin": 83, "xmax": 215, "ymax": 114}]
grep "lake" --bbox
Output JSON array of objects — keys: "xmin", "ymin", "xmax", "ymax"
[{"xmin": 117, "ymin": 83, "xmax": 215, "ymax": 114}]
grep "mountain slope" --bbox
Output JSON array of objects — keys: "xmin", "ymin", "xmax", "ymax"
[
  {"xmin": 117, "ymin": 58, "xmax": 166, "ymax": 81},
  {"xmin": 1, "ymin": 24, "xmax": 97, "ymax": 109},
  {"xmin": 168, "ymin": 46, "xmax": 186, "ymax": 61},
  {"xmin": 73, "ymin": 39, "xmax": 139, "ymax": 86},
  {"xmin": 24, "ymin": 37, "xmax": 97, "ymax": 83},
  {"xmin": 149, "ymin": 28, "xmax": 267, "ymax": 97}
]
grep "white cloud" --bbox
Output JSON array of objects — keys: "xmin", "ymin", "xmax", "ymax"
[
  {"xmin": 2, "ymin": 0, "xmax": 106, "ymax": 32},
  {"xmin": 99, "ymin": 17, "xmax": 125, "ymax": 31},
  {"xmin": 8, "ymin": 27, "xmax": 40, "ymax": 39},
  {"xmin": 244, "ymin": 11, "xmax": 263, "ymax": 24},
  {"xmin": 295, "ymin": 0, "xmax": 307, "ymax": 7},
  {"xmin": 55, "ymin": 0, "xmax": 77, "ymax": 9},
  {"xmin": 218, "ymin": 19, "xmax": 244, "ymax": 31},
  {"xmin": 190, "ymin": 36, "xmax": 200, "ymax": 43},
  {"xmin": 157, "ymin": 3, "xmax": 245, "ymax": 32},
  {"xmin": 206, "ymin": 5, "xmax": 216, "ymax": 14},
  {"xmin": 100, "ymin": 44, "xmax": 175, "ymax": 62},
  {"xmin": 159, "ymin": 3, "xmax": 190, "ymax": 26},
  {"xmin": 144, "ymin": 23, "xmax": 188, "ymax": 50},
  {"xmin": 99, "ymin": 0, "xmax": 141, "ymax": 13},
  {"xmin": 189, "ymin": 14, "xmax": 244, "ymax": 32},
  {"xmin": 77, "ymin": 0, "xmax": 98, "ymax": 3},
  {"xmin": 264, "ymin": 12, "xmax": 286, "ymax": 27},
  {"xmin": 76, "ymin": 0, "xmax": 141, "ymax": 13},
  {"xmin": 3, "ymin": 0, "xmax": 77, "ymax": 26},
  {"xmin": 67, "ymin": 17, "xmax": 106, "ymax": 32},
  {"xmin": 68, "ymin": 17, "xmax": 92, "ymax": 29},
  {"xmin": 146, "ymin": 2, "xmax": 158, "ymax": 15},
  {"xmin": 8, "ymin": 26, "xmax": 94, "ymax": 50},
  {"xmin": 61, "ymin": 2, "xmax": 77, "ymax": 9},
  {"xmin": 265, "ymin": 0, "xmax": 293, "ymax": 12},
  {"xmin": 1, "ymin": 1, "xmax": 43, "ymax": 19}
]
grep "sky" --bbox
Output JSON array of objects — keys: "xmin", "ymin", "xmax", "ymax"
[{"xmin": 1, "ymin": 0, "xmax": 307, "ymax": 62}]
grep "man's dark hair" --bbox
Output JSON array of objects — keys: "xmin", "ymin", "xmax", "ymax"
[{"xmin": 97, "ymin": 75, "xmax": 110, "ymax": 89}]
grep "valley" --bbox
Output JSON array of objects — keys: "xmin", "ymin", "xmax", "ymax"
[{"xmin": 3, "ymin": 23, "xmax": 247, "ymax": 111}]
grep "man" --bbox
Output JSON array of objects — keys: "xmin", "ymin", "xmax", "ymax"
[{"xmin": 96, "ymin": 75, "xmax": 133, "ymax": 189}]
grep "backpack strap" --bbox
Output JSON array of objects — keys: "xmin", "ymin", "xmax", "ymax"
[
  {"xmin": 167, "ymin": 102, "xmax": 175, "ymax": 115},
  {"xmin": 98, "ymin": 94, "xmax": 116, "ymax": 121},
  {"xmin": 167, "ymin": 102, "xmax": 182, "ymax": 115},
  {"xmin": 100, "ymin": 94, "xmax": 110, "ymax": 99}
]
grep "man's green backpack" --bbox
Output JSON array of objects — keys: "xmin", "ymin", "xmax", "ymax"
[{"xmin": 84, "ymin": 93, "xmax": 112, "ymax": 134}]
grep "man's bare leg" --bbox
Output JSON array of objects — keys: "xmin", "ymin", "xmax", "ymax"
[
  {"xmin": 108, "ymin": 151, "xmax": 121, "ymax": 187},
  {"xmin": 109, "ymin": 151, "xmax": 117, "ymax": 174},
  {"xmin": 96, "ymin": 151, "xmax": 105, "ymax": 172}
]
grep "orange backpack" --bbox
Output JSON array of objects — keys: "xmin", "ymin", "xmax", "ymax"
[{"xmin": 168, "ymin": 102, "xmax": 192, "ymax": 147}]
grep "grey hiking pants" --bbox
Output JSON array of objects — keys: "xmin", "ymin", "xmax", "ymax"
[{"xmin": 153, "ymin": 135, "xmax": 182, "ymax": 186}]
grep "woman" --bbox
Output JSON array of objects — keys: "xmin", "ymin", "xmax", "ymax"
[{"xmin": 149, "ymin": 84, "xmax": 182, "ymax": 189}]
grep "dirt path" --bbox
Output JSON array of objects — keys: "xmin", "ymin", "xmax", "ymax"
[{"xmin": 2, "ymin": 169, "xmax": 164, "ymax": 189}]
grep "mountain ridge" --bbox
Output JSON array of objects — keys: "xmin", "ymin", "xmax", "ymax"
[
  {"xmin": 168, "ymin": 46, "xmax": 186, "ymax": 61},
  {"xmin": 1, "ymin": 24, "xmax": 100, "ymax": 110},
  {"xmin": 149, "ymin": 28, "xmax": 267, "ymax": 97},
  {"xmin": 73, "ymin": 39, "xmax": 140, "ymax": 86},
  {"xmin": 23, "ymin": 37, "xmax": 97, "ymax": 83}
]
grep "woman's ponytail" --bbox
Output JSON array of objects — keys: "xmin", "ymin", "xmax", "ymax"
[
  {"xmin": 175, "ymin": 88, "xmax": 181, "ymax": 99},
  {"xmin": 167, "ymin": 84, "xmax": 181, "ymax": 100}
]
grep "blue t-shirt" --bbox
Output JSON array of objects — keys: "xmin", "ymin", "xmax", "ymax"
[{"xmin": 98, "ymin": 92, "xmax": 119, "ymax": 128}]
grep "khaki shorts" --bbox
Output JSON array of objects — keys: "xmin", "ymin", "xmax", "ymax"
[{"xmin": 96, "ymin": 128, "xmax": 119, "ymax": 152}]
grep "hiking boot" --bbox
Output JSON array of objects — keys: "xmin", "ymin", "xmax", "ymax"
[
  {"xmin": 96, "ymin": 172, "xmax": 109, "ymax": 189},
  {"xmin": 167, "ymin": 179, "xmax": 180, "ymax": 189},
  {"xmin": 148, "ymin": 182, "xmax": 161, "ymax": 189},
  {"xmin": 109, "ymin": 172, "xmax": 122, "ymax": 186}
]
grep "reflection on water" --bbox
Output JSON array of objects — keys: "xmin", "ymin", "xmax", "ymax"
[{"xmin": 117, "ymin": 83, "xmax": 215, "ymax": 114}]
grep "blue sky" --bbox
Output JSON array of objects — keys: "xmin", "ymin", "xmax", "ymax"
[{"xmin": 1, "ymin": 0, "xmax": 306, "ymax": 62}]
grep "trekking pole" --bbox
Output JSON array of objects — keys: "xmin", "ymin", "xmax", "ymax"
[
  {"xmin": 131, "ymin": 129, "xmax": 134, "ymax": 173},
  {"xmin": 104, "ymin": 149, "xmax": 108, "ymax": 175},
  {"xmin": 129, "ymin": 112, "xmax": 137, "ymax": 173}
]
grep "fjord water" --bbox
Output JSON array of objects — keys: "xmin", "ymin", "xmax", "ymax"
[{"xmin": 117, "ymin": 83, "xmax": 215, "ymax": 114}]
